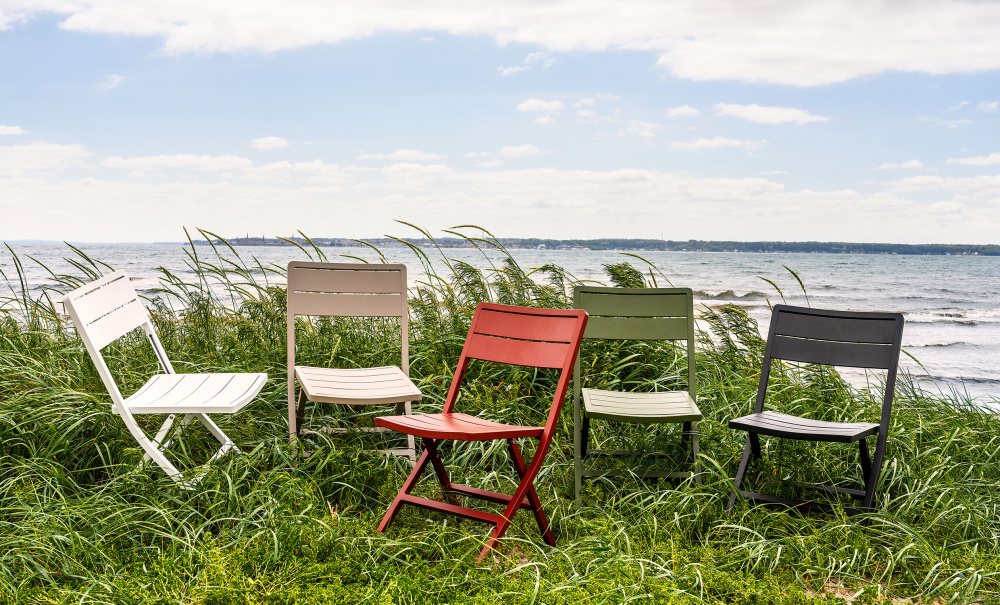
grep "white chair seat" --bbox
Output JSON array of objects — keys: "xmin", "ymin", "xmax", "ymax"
[
  {"xmin": 295, "ymin": 365, "xmax": 421, "ymax": 405},
  {"xmin": 124, "ymin": 373, "xmax": 268, "ymax": 414},
  {"xmin": 582, "ymin": 388, "xmax": 702, "ymax": 424}
]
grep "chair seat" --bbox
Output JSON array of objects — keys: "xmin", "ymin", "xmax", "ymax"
[
  {"xmin": 375, "ymin": 412, "xmax": 544, "ymax": 441},
  {"xmin": 729, "ymin": 410, "xmax": 879, "ymax": 443},
  {"xmin": 123, "ymin": 373, "xmax": 268, "ymax": 415},
  {"xmin": 296, "ymin": 365, "xmax": 422, "ymax": 405},
  {"xmin": 582, "ymin": 388, "xmax": 702, "ymax": 424}
]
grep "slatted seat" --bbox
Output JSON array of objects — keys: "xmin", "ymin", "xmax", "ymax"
[
  {"xmin": 573, "ymin": 287, "xmax": 701, "ymax": 505},
  {"xmin": 582, "ymin": 389, "xmax": 701, "ymax": 424},
  {"xmin": 375, "ymin": 302, "xmax": 588, "ymax": 562},
  {"xmin": 729, "ymin": 410, "xmax": 878, "ymax": 443},
  {"xmin": 727, "ymin": 304, "xmax": 904, "ymax": 516},
  {"xmin": 287, "ymin": 262, "xmax": 421, "ymax": 460},
  {"xmin": 63, "ymin": 271, "xmax": 268, "ymax": 488},
  {"xmin": 125, "ymin": 373, "xmax": 267, "ymax": 414},
  {"xmin": 375, "ymin": 412, "xmax": 544, "ymax": 440},
  {"xmin": 295, "ymin": 366, "xmax": 421, "ymax": 405}
]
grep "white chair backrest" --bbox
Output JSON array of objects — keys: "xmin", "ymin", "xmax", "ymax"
[{"xmin": 63, "ymin": 271, "xmax": 173, "ymax": 407}]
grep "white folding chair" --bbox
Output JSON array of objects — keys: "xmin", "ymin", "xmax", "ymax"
[
  {"xmin": 63, "ymin": 271, "xmax": 267, "ymax": 488},
  {"xmin": 287, "ymin": 262, "xmax": 421, "ymax": 461}
]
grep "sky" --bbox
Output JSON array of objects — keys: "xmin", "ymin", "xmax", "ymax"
[{"xmin": 1, "ymin": 1, "xmax": 1000, "ymax": 244}]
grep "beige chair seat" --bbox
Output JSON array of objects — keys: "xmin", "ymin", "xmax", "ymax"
[
  {"xmin": 582, "ymin": 388, "xmax": 702, "ymax": 424},
  {"xmin": 295, "ymin": 365, "xmax": 421, "ymax": 405}
]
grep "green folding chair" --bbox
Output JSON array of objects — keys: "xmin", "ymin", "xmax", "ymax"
[{"xmin": 573, "ymin": 286, "xmax": 702, "ymax": 505}]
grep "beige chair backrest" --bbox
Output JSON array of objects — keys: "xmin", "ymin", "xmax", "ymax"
[{"xmin": 286, "ymin": 261, "xmax": 410, "ymax": 376}]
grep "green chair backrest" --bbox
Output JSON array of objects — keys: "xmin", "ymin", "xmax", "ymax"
[{"xmin": 572, "ymin": 286, "xmax": 696, "ymax": 401}]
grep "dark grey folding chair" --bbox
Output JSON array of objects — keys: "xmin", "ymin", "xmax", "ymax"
[{"xmin": 727, "ymin": 304, "xmax": 904, "ymax": 515}]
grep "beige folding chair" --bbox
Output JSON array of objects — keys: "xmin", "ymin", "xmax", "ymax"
[
  {"xmin": 287, "ymin": 262, "xmax": 421, "ymax": 460},
  {"xmin": 63, "ymin": 271, "xmax": 268, "ymax": 488}
]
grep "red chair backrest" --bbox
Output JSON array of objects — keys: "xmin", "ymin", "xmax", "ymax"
[{"xmin": 441, "ymin": 303, "xmax": 588, "ymax": 432}]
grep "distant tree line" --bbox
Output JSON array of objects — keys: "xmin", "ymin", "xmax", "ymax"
[{"xmin": 201, "ymin": 236, "xmax": 1000, "ymax": 256}]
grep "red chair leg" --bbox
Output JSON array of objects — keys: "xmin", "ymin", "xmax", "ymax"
[
  {"xmin": 378, "ymin": 448, "xmax": 432, "ymax": 533},
  {"xmin": 508, "ymin": 439, "xmax": 556, "ymax": 546},
  {"xmin": 477, "ymin": 439, "xmax": 551, "ymax": 561}
]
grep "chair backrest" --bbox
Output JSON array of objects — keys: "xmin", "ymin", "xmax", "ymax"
[
  {"xmin": 286, "ymin": 261, "xmax": 409, "ymax": 373},
  {"xmin": 63, "ymin": 271, "xmax": 174, "ymax": 408},
  {"xmin": 573, "ymin": 286, "xmax": 696, "ymax": 399},
  {"xmin": 755, "ymin": 304, "xmax": 905, "ymax": 429},
  {"xmin": 441, "ymin": 302, "xmax": 589, "ymax": 442}
]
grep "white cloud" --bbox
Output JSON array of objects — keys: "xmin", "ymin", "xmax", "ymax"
[
  {"xmin": 382, "ymin": 162, "xmax": 452, "ymax": 178},
  {"xmin": 878, "ymin": 160, "xmax": 923, "ymax": 170},
  {"xmin": 517, "ymin": 98, "xmax": 563, "ymax": 113},
  {"xmin": 10, "ymin": 2, "xmax": 1000, "ymax": 86},
  {"xmin": 359, "ymin": 149, "xmax": 443, "ymax": 161},
  {"xmin": 950, "ymin": 101, "xmax": 969, "ymax": 111},
  {"xmin": 0, "ymin": 142, "xmax": 91, "ymax": 176},
  {"xmin": 715, "ymin": 103, "xmax": 829, "ymax": 125},
  {"xmin": 498, "ymin": 51, "xmax": 553, "ymax": 76},
  {"xmin": 0, "ymin": 125, "xmax": 27, "ymax": 135},
  {"xmin": 621, "ymin": 120, "xmax": 661, "ymax": 138},
  {"xmin": 101, "ymin": 154, "xmax": 253, "ymax": 172},
  {"xmin": 667, "ymin": 105, "xmax": 699, "ymax": 118},
  {"xmin": 99, "ymin": 74, "xmax": 125, "ymax": 89},
  {"xmin": 250, "ymin": 136, "xmax": 289, "ymax": 150},
  {"xmin": 977, "ymin": 101, "xmax": 999, "ymax": 113},
  {"xmin": 946, "ymin": 152, "xmax": 1000, "ymax": 166},
  {"xmin": 501, "ymin": 144, "xmax": 543, "ymax": 158},
  {"xmin": 419, "ymin": 36, "xmax": 434, "ymax": 42},
  {"xmin": 919, "ymin": 117, "xmax": 974, "ymax": 128},
  {"xmin": 478, "ymin": 159, "xmax": 504, "ymax": 168},
  {"xmin": 463, "ymin": 151, "xmax": 490, "ymax": 158},
  {"xmin": 671, "ymin": 137, "xmax": 766, "ymax": 151}
]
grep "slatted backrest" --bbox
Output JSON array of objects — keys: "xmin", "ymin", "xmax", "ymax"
[
  {"xmin": 767, "ymin": 305, "xmax": 903, "ymax": 370},
  {"xmin": 573, "ymin": 286, "xmax": 696, "ymax": 398},
  {"xmin": 63, "ymin": 271, "xmax": 171, "ymax": 407},
  {"xmin": 63, "ymin": 271, "xmax": 151, "ymax": 351},
  {"xmin": 286, "ymin": 262, "xmax": 407, "ymax": 318},
  {"xmin": 442, "ymin": 303, "xmax": 588, "ymax": 419},
  {"xmin": 755, "ymin": 304, "xmax": 905, "ymax": 420}
]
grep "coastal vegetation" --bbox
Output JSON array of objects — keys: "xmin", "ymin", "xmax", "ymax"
[{"xmin": 1, "ymin": 225, "xmax": 999, "ymax": 604}]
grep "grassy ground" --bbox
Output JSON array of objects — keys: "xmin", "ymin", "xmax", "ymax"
[{"xmin": 1, "ymin": 226, "xmax": 998, "ymax": 604}]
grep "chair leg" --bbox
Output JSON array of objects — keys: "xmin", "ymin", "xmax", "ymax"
[
  {"xmin": 479, "ymin": 439, "xmax": 550, "ymax": 561},
  {"xmin": 423, "ymin": 438, "xmax": 453, "ymax": 492},
  {"xmin": 508, "ymin": 439, "xmax": 556, "ymax": 546},
  {"xmin": 692, "ymin": 422, "xmax": 701, "ymax": 485},
  {"xmin": 859, "ymin": 438, "xmax": 872, "ymax": 486},
  {"xmin": 574, "ymin": 407, "xmax": 584, "ymax": 506},
  {"xmin": 861, "ymin": 434, "xmax": 887, "ymax": 511},
  {"xmin": 403, "ymin": 400, "xmax": 416, "ymax": 464},
  {"xmin": 749, "ymin": 432, "xmax": 762, "ymax": 460},
  {"xmin": 727, "ymin": 441, "xmax": 753, "ymax": 513},
  {"xmin": 377, "ymin": 447, "xmax": 433, "ymax": 533},
  {"xmin": 580, "ymin": 416, "xmax": 591, "ymax": 459}
]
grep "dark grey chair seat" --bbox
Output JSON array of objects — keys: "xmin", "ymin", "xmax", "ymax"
[{"xmin": 729, "ymin": 410, "xmax": 878, "ymax": 443}]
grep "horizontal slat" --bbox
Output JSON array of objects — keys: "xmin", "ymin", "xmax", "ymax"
[
  {"xmin": 288, "ymin": 265, "xmax": 404, "ymax": 295},
  {"xmin": 474, "ymin": 307, "xmax": 582, "ymax": 343},
  {"xmin": 124, "ymin": 372, "xmax": 267, "ymax": 414},
  {"xmin": 584, "ymin": 316, "xmax": 689, "ymax": 341},
  {"xmin": 446, "ymin": 484, "xmax": 534, "ymax": 510},
  {"xmin": 771, "ymin": 335, "xmax": 894, "ymax": 369},
  {"xmin": 774, "ymin": 309, "xmax": 901, "ymax": 345},
  {"xmin": 68, "ymin": 273, "xmax": 139, "ymax": 325},
  {"xmin": 465, "ymin": 333, "xmax": 572, "ymax": 368},
  {"xmin": 375, "ymin": 412, "xmax": 543, "ymax": 440},
  {"xmin": 399, "ymin": 494, "xmax": 504, "ymax": 525},
  {"xmin": 290, "ymin": 292, "xmax": 403, "ymax": 317},
  {"xmin": 729, "ymin": 411, "xmax": 878, "ymax": 443},
  {"xmin": 575, "ymin": 290, "xmax": 690, "ymax": 318},
  {"xmin": 582, "ymin": 388, "xmax": 701, "ymax": 423},
  {"xmin": 86, "ymin": 299, "xmax": 149, "ymax": 350}
]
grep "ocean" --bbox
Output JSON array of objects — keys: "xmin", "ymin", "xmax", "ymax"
[{"xmin": 3, "ymin": 243, "xmax": 998, "ymax": 402}]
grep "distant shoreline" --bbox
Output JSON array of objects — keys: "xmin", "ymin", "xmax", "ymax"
[
  {"xmin": 189, "ymin": 237, "xmax": 1000, "ymax": 256},
  {"xmin": 5, "ymin": 237, "xmax": 999, "ymax": 256}
]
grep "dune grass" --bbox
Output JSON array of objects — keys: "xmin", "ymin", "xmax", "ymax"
[{"xmin": 1, "ymin": 226, "xmax": 999, "ymax": 604}]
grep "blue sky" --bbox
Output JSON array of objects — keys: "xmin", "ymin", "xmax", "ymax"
[{"xmin": 1, "ymin": 2, "xmax": 999, "ymax": 243}]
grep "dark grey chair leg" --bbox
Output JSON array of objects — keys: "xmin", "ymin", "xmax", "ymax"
[{"xmin": 727, "ymin": 442, "xmax": 753, "ymax": 512}]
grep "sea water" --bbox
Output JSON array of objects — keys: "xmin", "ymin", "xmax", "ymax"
[{"xmin": 3, "ymin": 243, "xmax": 998, "ymax": 402}]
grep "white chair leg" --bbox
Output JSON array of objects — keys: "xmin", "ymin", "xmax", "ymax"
[{"xmin": 194, "ymin": 413, "xmax": 241, "ymax": 458}]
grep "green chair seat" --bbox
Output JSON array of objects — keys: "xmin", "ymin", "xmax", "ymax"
[{"xmin": 582, "ymin": 388, "xmax": 702, "ymax": 424}]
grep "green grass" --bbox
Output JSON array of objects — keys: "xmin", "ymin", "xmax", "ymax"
[{"xmin": 1, "ymin": 225, "xmax": 999, "ymax": 604}]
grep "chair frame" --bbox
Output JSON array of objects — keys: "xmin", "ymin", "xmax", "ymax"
[
  {"xmin": 727, "ymin": 304, "xmax": 904, "ymax": 515},
  {"xmin": 63, "ymin": 271, "xmax": 266, "ymax": 488},
  {"xmin": 286, "ymin": 262, "xmax": 419, "ymax": 459},
  {"xmin": 374, "ymin": 302, "xmax": 589, "ymax": 562},
  {"xmin": 573, "ymin": 286, "xmax": 701, "ymax": 505}
]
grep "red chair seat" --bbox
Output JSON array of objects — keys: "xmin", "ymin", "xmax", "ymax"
[{"xmin": 375, "ymin": 412, "xmax": 543, "ymax": 441}]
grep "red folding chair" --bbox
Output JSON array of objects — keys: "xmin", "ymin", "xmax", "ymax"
[{"xmin": 375, "ymin": 302, "xmax": 588, "ymax": 561}]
